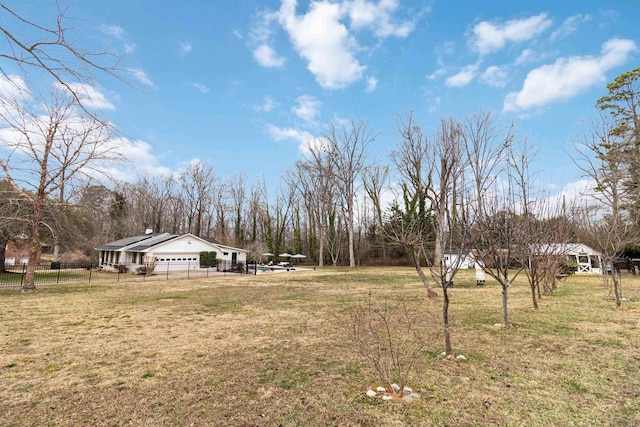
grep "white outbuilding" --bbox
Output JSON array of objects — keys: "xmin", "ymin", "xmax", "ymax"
[{"xmin": 532, "ymin": 243, "xmax": 603, "ymax": 274}]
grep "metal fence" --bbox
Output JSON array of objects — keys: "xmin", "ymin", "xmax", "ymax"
[{"xmin": 0, "ymin": 261, "xmax": 248, "ymax": 288}]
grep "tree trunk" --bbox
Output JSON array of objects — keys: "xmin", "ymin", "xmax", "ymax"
[
  {"xmin": 0, "ymin": 238, "xmax": 7, "ymax": 273},
  {"xmin": 442, "ymin": 283, "xmax": 452, "ymax": 354},
  {"xmin": 412, "ymin": 249, "xmax": 437, "ymax": 297},
  {"xmin": 613, "ymin": 272, "xmax": 622, "ymax": 307},
  {"xmin": 502, "ymin": 282, "xmax": 510, "ymax": 327},
  {"xmin": 318, "ymin": 223, "xmax": 325, "ymax": 268},
  {"xmin": 348, "ymin": 201, "xmax": 356, "ymax": 268},
  {"xmin": 530, "ymin": 282, "xmax": 539, "ymax": 310},
  {"xmin": 23, "ymin": 207, "xmax": 43, "ymax": 292}
]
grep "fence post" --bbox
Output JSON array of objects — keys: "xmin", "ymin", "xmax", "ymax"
[
  {"xmin": 117, "ymin": 267, "xmax": 120, "ymax": 282},
  {"xmin": 89, "ymin": 265, "xmax": 92, "ymax": 284},
  {"xmin": 20, "ymin": 263, "xmax": 25, "ymax": 288},
  {"xmin": 166, "ymin": 262, "xmax": 170, "ymax": 280},
  {"xmin": 187, "ymin": 261, "xmax": 190, "ymax": 279},
  {"xmin": 56, "ymin": 265, "xmax": 61, "ymax": 284}
]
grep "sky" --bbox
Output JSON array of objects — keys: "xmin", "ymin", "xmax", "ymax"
[{"xmin": 2, "ymin": 0, "xmax": 640, "ymax": 199}]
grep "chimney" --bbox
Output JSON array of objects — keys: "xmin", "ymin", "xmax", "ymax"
[{"xmin": 145, "ymin": 228, "xmax": 153, "ymax": 235}]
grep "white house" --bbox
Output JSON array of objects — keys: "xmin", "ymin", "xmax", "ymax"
[
  {"xmin": 443, "ymin": 249, "xmax": 476, "ymax": 269},
  {"xmin": 96, "ymin": 232, "xmax": 248, "ymax": 272},
  {"xmin": 531, "ymin": 243, "xmax": 603, "ymax": 274}
]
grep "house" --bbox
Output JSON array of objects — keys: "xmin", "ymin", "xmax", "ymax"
[
  {"xmin": 4, "ymin": 235, "xmax": 44, "ymax": 266},
  {"xmin": 531, "ymin": 243, "xmax": 603, "ymax": 274},
  {"xmin": 96, "ymin": 232, "xmax": 248, "ymax": 273},
  {"xmin": 443, "ymin": 249, "xmax": 476, "ymax": 269}
]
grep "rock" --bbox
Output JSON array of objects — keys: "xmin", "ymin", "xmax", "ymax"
[
  {"xmin": 376, "ymin": 386, "xmax": 386, "ymax": 392},
  {"xmin": 391, "ymin": 383, "xmax": 400, "ymax": 392},
  {"xmin": 494, "ymin": 323, "xmax": 502, "ymax": 327},
  {"xmin": 456, "ymin": 355, "xmax": 467, "ymax": 361},
  {"xmin": 366, "ymin": 389, "xmax": 377, "ymax": 397},
  {"xmin": 402, "ymin": 393, "xmax": 421, "ymax": 404},
  {"xmin": 440, "ymin": 352, "xmax": 447, "ymax": 357},
  {"xmin": 403, "ymin": 386, "xmax": 412, "ymax": 394},
  {"xmin": 382, "ymin": 395, "xmax": 394, "ymax": 401}
]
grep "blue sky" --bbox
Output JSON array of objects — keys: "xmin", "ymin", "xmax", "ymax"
[{"xmin": 4, "ymin": 0, "xmax": 640, "ymax": 197}]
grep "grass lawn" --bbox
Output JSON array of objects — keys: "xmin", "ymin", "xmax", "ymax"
[{"xmin": 1, "ymin": 268, "xmax": 639, "ymax": 426}]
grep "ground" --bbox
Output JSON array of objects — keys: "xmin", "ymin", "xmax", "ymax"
[{"xmin": 1, "ymin": 268, "xmax": 639, "ymax": 426}]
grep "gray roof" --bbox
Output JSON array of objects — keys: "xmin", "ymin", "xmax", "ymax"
[
  {"xmin": 200, "ymin": 236, "xmax": 220, "ymax": 244},
  {"xmin": 97, "ymin": 233, "xmax": 223, "ymax": 252},
  {"xmin": 128, "ymin": 234, "xmax": 180, "ymax": 251},
  {"xmin": 96, "ymin": 234, "xmax": 163, "ymax": 251}
]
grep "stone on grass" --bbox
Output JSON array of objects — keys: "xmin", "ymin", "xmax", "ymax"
[
  {"xmin": 366, "ymin": 389, "xmax": 377, "ymax": 397},
  {"xmin": 376, "ymin": 386, "xmax": 386, "ymax": 392},
  {"xmin": 456, "ymin": 355, "xmax": 467, "ymax": 361},
  {"xmin": 403, "ymin": 386, "xmax": 412, "ymax": 394},
  {"xmin": 391, "ymin": 383, "xmax": 400, "ymax": 392},
  {"xmin": 402, "ymin": 393, "xmax": 421, "ymax": 404},
  {"xmin": 382, "ymin": 395, "xmax": 394, "ymax": 401}
]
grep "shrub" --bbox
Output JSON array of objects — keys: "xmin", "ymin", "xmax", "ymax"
[
  {"xmin": 559, "ymin": 258, "xmax": 579, "ymax": 275},
  {"xmin": 199, "ymin": 251, "xmax": 217, "ymax": 268}
]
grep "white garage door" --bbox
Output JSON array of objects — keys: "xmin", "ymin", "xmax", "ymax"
[{"xmin": 155, "ymin": 254, "xmax": 200, "ymax": 272}]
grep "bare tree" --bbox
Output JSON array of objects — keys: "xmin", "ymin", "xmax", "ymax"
[
  {"xmin": 388, "ymin": 112, "xmax": 438, "ymax": 297},
  {"xmin": 363, "ymin": 164, "xmax": 390, "ymax": 264},
  {"xmin": 426, "ymin": 117, "xmax": 468, "ymax": 354},
  {"xmin": 179, "ymin": 161, "xmax": 217, "ymax": 237},
  {"xmin": 0, "ymin": 3, "xmax": 124, "ymax": 110},
  {"xmin": 572, "ymin": 114, "xmax": 640, "ymax": 306},
  {"xmin": 464, "ymin": 116, "xmax": 528, "ymax": 328},
  {"xmin": 228, "ymin": 172, "xmax": 247, "ymax": 246},
  {"xmin": 0, "ymin": 90, "xmax": 124, "ymax": 291},
  {"xmin": 324, "ymin": 120, "xmax": 375, "ymax": 267},
  {"xmin": 293, "ymin": 146, "xmax": 339, "ymax": 267}
]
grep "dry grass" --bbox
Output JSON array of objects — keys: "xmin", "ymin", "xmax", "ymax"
[{"xmin": 1, "ymin": 268, "xmax": 639, "ymax": 426}]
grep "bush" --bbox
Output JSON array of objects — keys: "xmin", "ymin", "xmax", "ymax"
[
  {"xmin": 199, "ymin": 251, "xmax": 217, "ymax": 268},
  {"xmin": 559, "ymin": 258, "xmax": 579, "ymax": 275}
]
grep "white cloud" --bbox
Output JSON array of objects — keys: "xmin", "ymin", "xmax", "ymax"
[
  {"xmin": 233, "ymin": 30, "xmax": 243, "ymax": 39},
  {"xmin": 445, "ymin": 64, "xmax": 479, "ymax": 87},
  {"xmin": 293, "ymin": 95, "xmax": 321, "ymax": 122},
  {"xmin": 124, "ymin": 43, "xmax": 136, "ymax": 54},
  {"xmin": 344, "ymin": 0, "xmax": 416, "ymax": 38},
  {"xmin": 266, "ymin": 123, "xmax": 313, "ymax": 143},
  {"xmin": 365, "ymin": 76, "xmax": 377, "ymax": 92},
  {"xmin": 190, "ymin": 82, "xmax": 210, "ymax": 94},
  {"xmin": 255, "ymin": 96, "xmax": 278, "ymax": 112},
  {"xmin": 179, "ymin": 41, "xmax": 193, "ymax": 56},
  {"xmin": 471, "ymin": 13, "xmax": 552, "ymax": 55},
  {"xmin": 100, "ymin": 25, "xmax": 124, "ymax": 39},
  {"xmin": 249, "ymin": 10, "xmax": 284, "ymax": 68},
  {"xmin": 278, "ymin": 0, "xmax": 365, "ymax": 89},
  {"xmin": 426, "ymin": 67, "xmax": 447, "ymax": 80},
  {"xmin": 127, "ymin": 68, "xmax": 154, "ymax": 86},
  {"xmin": 550, "ymin": 14, "xmax": 591, "ymax": 42},
  {"xmin": 54, "ymin": 82, "xmax": 115, "ymax": 110},
  {"xmin": 99, "ymin": 137, "xmax": 172, "ymax": 180},
  {"xmin": 481, "ymin": 65, "xmax": 509, "ymax": 87},
  {"xmin": 253, "ymin": 44, "xmax": 285, "ymax": 68},
  {"xmin": 504, "ymin": 38, "xmax": 637, "ymax": 113},
  {"xmin": 0, "ymin": 75, "xmax": 31, "ymax": 102},
  {"xmin": 266, "ymin": 123, "xmax": 322, "ymax": 153},
  {"xmin": 515, "ymin": 48, "xmax": 533, "ymax": 66}
]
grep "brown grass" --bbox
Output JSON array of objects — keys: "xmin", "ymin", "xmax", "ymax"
[{"xmin": 1, "ymin": 267, "xmax": 639, "ymax": 426}]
